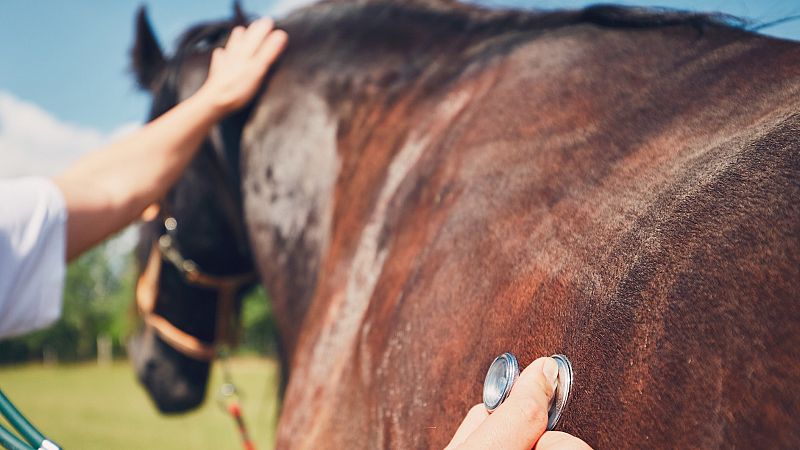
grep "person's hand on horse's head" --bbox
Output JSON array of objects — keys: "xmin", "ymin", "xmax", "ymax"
[
  {"xmin": 446, "ymin": 357, "xmax": 592, "ymax": 450},
  {"xmin": 198, "ymin": 17, "xmax": 288, "ymax": 116}
]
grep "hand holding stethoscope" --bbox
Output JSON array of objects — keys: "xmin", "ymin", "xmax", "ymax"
[{"xmin": 445, "ymin": 355, "xmax": 592, "ymax": 450}]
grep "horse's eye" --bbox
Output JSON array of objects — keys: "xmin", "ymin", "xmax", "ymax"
[
  {"xmin": 192, "ymin": 39, "xmax": 212, "ymax": 52},
  {"xmin": 192, "ymin": 31, "xmax": 227, "ymax": 52}
]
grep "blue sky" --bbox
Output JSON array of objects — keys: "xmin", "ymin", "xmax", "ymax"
[
  {"xmin": 0, "ymin": 1, "xmax": 276, "ymax": 132},
  {"xmin": 0, "ymin": 0, "xmax": 798, "ymax": 176}
]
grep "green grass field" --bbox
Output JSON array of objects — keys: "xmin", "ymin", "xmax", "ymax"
[{"xmin": 0, "ymin": 358, "xmax": 279, "ymax": 450}]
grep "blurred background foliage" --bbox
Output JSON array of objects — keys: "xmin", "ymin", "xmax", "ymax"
[{"xmin": 0, "ymin": 243, "xmax": 275, "ymax": 364}]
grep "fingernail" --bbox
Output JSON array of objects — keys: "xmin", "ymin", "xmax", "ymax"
[{"xmin": 543, "ymin": 357, "xmax": 559, "ymax": 393}]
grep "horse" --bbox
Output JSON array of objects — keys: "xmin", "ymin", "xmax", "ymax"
[
  {"xmin": 131, "ymin": 0, "xmax": 800, "ymax": 447},
  {"xmin": 128, "ymin": 5, "xmax": 262, "ymax": 413}
]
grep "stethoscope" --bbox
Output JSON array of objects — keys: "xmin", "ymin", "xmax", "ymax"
[
  {"xmin": 0, "ymin": 352, "xmax": 573, "ymax": 450},
  {"xmin": 482, "ymin": 352, "xmax": 574, "ymax": 430},
  {"xmin": 0, "ymin": 388, "xmax": 60, "ymax": 450}
]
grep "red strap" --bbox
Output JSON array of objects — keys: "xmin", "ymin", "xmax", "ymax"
[{"xmin": 227, "ymin": 401, "xmax": 255, "ymax": 450}]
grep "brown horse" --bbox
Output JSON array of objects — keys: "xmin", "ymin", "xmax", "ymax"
[{"xmin": 133, "ymin": 1, "xmax": 800, "ymax": 447}]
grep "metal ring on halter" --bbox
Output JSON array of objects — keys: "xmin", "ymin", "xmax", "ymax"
[
  {"xmin": 216, "ymin": 382, "xmax": 242, "ymax": 411},
  {"xmin": 482, "ymin": 352, "xmax": 574, "ymax": 431}
]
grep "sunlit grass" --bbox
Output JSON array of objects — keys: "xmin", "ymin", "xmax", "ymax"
[{"xmin": 0, "ymin": 358, "xmax": 279, "ymax": 450}]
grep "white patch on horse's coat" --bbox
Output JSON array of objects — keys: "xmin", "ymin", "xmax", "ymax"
[
  {"xmin": 350, "ymin": 89, "xmax": 471, "ymax": 336},
  {"xmin": 286, "ymin": 132, "xmax": 431, "ymax": 444},
  {"xmin": 348, "ymin": 134, "xmax": 428, "ymax": 303},
  {"xmin": 264, "ymin": 94, "xmax": 337, "ymax": 241},
  {"xmin": 312, "ymin": 133, "xmax": 430, "ymax": 368},
  {"xmin": 282, "ymin": 87, "xmax": 476, "ymax": 444},
  {"xmin": 300, "ymin": 87, "xmax": 474, "ymax": 395},
  {"xmin": 243, "ymin": 90, "xmax": 339, "ymax": 272},
  {"xmin": 437, "ymin": 89, "xmax": 471, "ymax": 122}
]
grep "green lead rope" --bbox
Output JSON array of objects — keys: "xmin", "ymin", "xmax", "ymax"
[
  {"xmin": 0, "ymin": 424, "xmax": 33, "ymax": 450},
  {"xmin": 0, "ymin": 389, "xmax": 60, "ymax": 450}
]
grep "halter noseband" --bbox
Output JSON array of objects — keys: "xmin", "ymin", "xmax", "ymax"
[{"xmin": 136, "ymin": 217, "xmax": 257, "ymax": 361}]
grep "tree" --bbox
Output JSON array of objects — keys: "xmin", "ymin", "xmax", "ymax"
[{"xmin": 0, "ymin": 244, "xmax": 135, "ymax": 364}]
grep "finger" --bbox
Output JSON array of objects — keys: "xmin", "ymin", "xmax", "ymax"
[
  {"xmin": 210, "ymin": 47, "xmax": 225, "ymax": 66},
  {"xmin": 506, "ymin": 356, "xmax": 558, "ymax": 416},
  {"xmin": 226, "ymin": 25, "xmax": 246, "ymax": 53},
  {"xmin": 254, "ymin": 29, "xmax": 288, "ymax": 67},
  {"xmin": 240, "ymin": 18, "xmax": 275, "ymax": 56},
  {"xmin": 454, "ymin": 357, "xmax": 558, "ymax": 450},
  {"xmin": 444, "ymin": 404, "xmax": 488, "ymax": 450},
  {"xmin": 535, "ymin": 431, "xmax": 593, "ymax": 450}
]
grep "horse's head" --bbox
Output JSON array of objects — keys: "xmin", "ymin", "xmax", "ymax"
[{"xmin": 128, "ymin": 4, "xmax": 257, "ymax": 414}]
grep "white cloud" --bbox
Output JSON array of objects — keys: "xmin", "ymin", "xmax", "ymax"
[
  {"xmin": 269, "ymin": 0, "xmax": 319, "ymax": 16},
  {"xmin": 0, "ymin": 91, "xmax": 139, "ymax": 178}
]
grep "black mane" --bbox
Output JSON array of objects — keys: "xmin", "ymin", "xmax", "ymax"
[
  {"xmin": 258, "ymin": 2, "xmax": 751, "ymax": 108},
  {"xmin": 148, "ymin": 0, "xmax": 753, "ymax": 163},
  {"xmin": 167, "ymin": 2, "xmax": 746, "ymax": 67},
  {"xmin": 281, "ymin": 1, "xmax": 746, "ymax": 37},
  {"xmin": 148, "ymin": 1, "xmax": 751, "ymax": 144}
]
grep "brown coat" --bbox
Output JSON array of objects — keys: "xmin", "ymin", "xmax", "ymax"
[{"xmin": 242, "ymin": 2, "xmax": 800, "ymax": 448}]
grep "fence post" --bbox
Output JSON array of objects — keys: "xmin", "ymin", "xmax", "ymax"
[
  {"xmin": 42, "ymin": 346, "xmax": 57, "ymax": 366},
  {"xmin": 97, "ymin": 334, "xmax": 112, "ymax": 366}
]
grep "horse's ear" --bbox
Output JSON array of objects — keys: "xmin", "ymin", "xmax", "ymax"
[
  {"xmin": 233, "ymin": 1, "xmax": 248, "ymax": 25},
  {"xmin": 132, "ymin": 6, "xmax": 165, "ymax": 91}
]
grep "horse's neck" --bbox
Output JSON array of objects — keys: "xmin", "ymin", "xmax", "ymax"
[
  {"xmin": 241, "ymin": 3, "xmax": 498, "ymax": 356},
  {"xmin": 240, "ymin": 4, "xmax": 800, "ymax": 447},
  {"xmin": 240, "ymin": 1, "xmax": 780, "ymax": 358}
]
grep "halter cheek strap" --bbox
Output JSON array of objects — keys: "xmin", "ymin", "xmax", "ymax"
[{"xmin": 136, "ymin": 241, "xmax": 256, "ymax": 362}]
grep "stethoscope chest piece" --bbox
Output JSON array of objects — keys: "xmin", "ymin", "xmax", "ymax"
[
  {"xmin": 482, "ymin": 352, "xmax": 519, "ymax": 412},
  {"xmin": 482, "ymin": 352, "xmax": 574, "ymax": 431},
  {"xmin": 547, "ymin": 354, "xmax": 573, "ymax": 430}
]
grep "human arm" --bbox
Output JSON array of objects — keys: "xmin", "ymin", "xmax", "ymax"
[
  {"xmin": 445, "ymin": 357, "xmax": 592, "ymax": 450},
  {"xmin": 54, "ymin": 18, "xmax": 287, "ymax": 261}
]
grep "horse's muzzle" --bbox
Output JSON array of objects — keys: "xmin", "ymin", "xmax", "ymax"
[{"xmin": 129, "ymin": 326, "xmax": 211, "ymax": 414}]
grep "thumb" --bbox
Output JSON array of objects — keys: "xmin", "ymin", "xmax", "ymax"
[
  {"xmin": 535, "ymin": 431, "xmax": 593, "ymax": 450},
  {"xmin": 455, "ymin": 357, "xmax": 558, "ymax": 450}
]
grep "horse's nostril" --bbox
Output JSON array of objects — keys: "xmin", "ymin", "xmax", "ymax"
[
  {"xmin": 131, "ymin": 328, "xmax": 211, "ymax": 414},
  {"xmin": 147, "ymin": 374, "xmax": 206, "ymax": 413},
  {"xmin": 139, "ymin": 355, "xmax": 209, "ymax": 413}
]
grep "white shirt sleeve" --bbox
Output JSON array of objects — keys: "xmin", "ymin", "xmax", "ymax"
[{"xmin": 0, "ymin": 177, "xmax": 67, "ymax": 339}]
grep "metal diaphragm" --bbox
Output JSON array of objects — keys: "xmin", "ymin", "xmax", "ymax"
[
  {"xmin": 482, "ymin": 352, "xmax": 519, "ymax": 412},
  {"xmin": 546, "ymin": 354, "xmax": 573, "ymax": 430}
]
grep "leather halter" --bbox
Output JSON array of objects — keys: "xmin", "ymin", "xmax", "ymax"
[
  {"xmin": 136, "ymin": 30, "xmax": 255, "ymax": 362},
  {"xmin": 136, "ymin": 222, "xmax": 257, "ymax": 362}
]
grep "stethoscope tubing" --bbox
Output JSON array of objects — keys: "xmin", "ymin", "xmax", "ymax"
[{"xmin": 0, "ymin": 388, "xmax": 59, "ymax": 450}]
